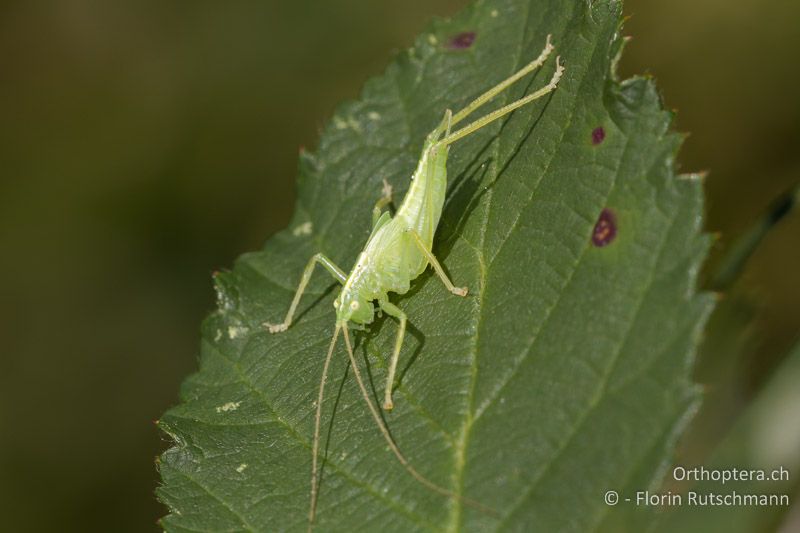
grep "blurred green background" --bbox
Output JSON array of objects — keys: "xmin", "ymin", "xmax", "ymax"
[{"xmin": 1, "ymin": 1, "xmax": 798, "ymax": 531}]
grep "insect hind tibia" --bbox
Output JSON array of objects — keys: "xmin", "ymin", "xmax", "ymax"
[
  {"xmin": 448, "ymin": 34, "xmax": 554, "ymax": 128},
  {"xmin": 436, "ymin": 45, "xmax": 563, "ymax": 149}
]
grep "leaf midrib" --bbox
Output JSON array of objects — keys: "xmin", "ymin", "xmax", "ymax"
[{"xmin": 448, "ymin": 10, "xmax": 595, "ymax": 530}]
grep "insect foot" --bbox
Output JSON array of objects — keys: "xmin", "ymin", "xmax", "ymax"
[
  {"xmin": 453, "ymin": 286, "xmax": 469, "ymax": 297},
  {"xmin": 263, "ymin": 322, "xmax": 288, "ymax": 333},
  {"xmin": 382, "ymin": 399, "xmax": 394, "ymax": 411}
]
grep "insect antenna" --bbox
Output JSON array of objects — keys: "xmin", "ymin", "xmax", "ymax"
[
  {"xmin": 308, "ymin": 323, "xmax": 342, "ymax": 530},
  {"xmin": 340, "ymin": 327, "xmax": 497, "ymax": 518}
]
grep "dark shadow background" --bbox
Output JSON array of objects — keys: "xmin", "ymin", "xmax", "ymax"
[{"xmin": 0, "ymin": 1, "xmax": 797, "ymax": 531}]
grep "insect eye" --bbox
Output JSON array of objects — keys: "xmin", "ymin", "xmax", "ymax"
[
  {"xmin": 350, "ymin": 301, "xmax": 360, "ymax": 311},
  {"xmin": 333, "ymin": 299, "xmax": 340, "ymax": 308}
]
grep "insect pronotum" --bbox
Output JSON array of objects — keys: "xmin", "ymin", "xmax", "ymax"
[{"xmin": 264, "ymin": 35, "xmax": 564, "ymax": 529}]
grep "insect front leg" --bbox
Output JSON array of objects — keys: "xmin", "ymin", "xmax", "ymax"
[
  {"xmin": 408, "ymin": 230, "xmax": 468, "ymax": 297},
  {"xmin": 263, "ymin": 253, "xmax": 346, "ymax": 333},
  {"xmin": 372, "ymin": 178, "xmax": 394, "ymax": 226},
  {"xmin": 377, "ymin": 298, "xmax": 406, "ymax": 411}
]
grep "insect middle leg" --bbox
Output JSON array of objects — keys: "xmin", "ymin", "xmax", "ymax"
[
  {"xmin": 408, "ymin": 230, "xmax": 468, "ymax": 297},
  {"xmin": 378, "ymin": 297, "xmax": 407, "ymax": 411},
  {"xmin": 264, "ymin": 253, "xmax": 346, "ymax": 333}
]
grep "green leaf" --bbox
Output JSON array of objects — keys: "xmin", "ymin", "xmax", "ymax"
[{"xmin": 157, "ymin": 0, "xmax": 714, "ymax": 531}]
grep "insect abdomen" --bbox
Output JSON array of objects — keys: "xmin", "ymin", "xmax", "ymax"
[{"xmin": 397, "ymin": 149, "xmax": 448, "ymax": 243}]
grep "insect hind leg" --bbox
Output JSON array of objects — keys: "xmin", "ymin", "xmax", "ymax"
[
  {"xmin": 435, "ymin": 55, "xmax": 564, "ymax": 149},
  {"xmin": 449, "ymin": 34, "xmax": 554, "ymax": 127},
  {"xmin": 426, "ymin": 108, "xmax": 454, "ymax": 144}
]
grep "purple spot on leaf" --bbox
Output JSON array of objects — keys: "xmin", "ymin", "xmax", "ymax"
[
  {"xmin": 592, "ymin": 126, "xmax": 605, "ymax": 145},
  {"xmin": 449, "ymin": 31, "xmax": 476, "ymax": 49},
  {"xmin": 592, "ymin": 208, "xmax": 617, "ymax": 247}
]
